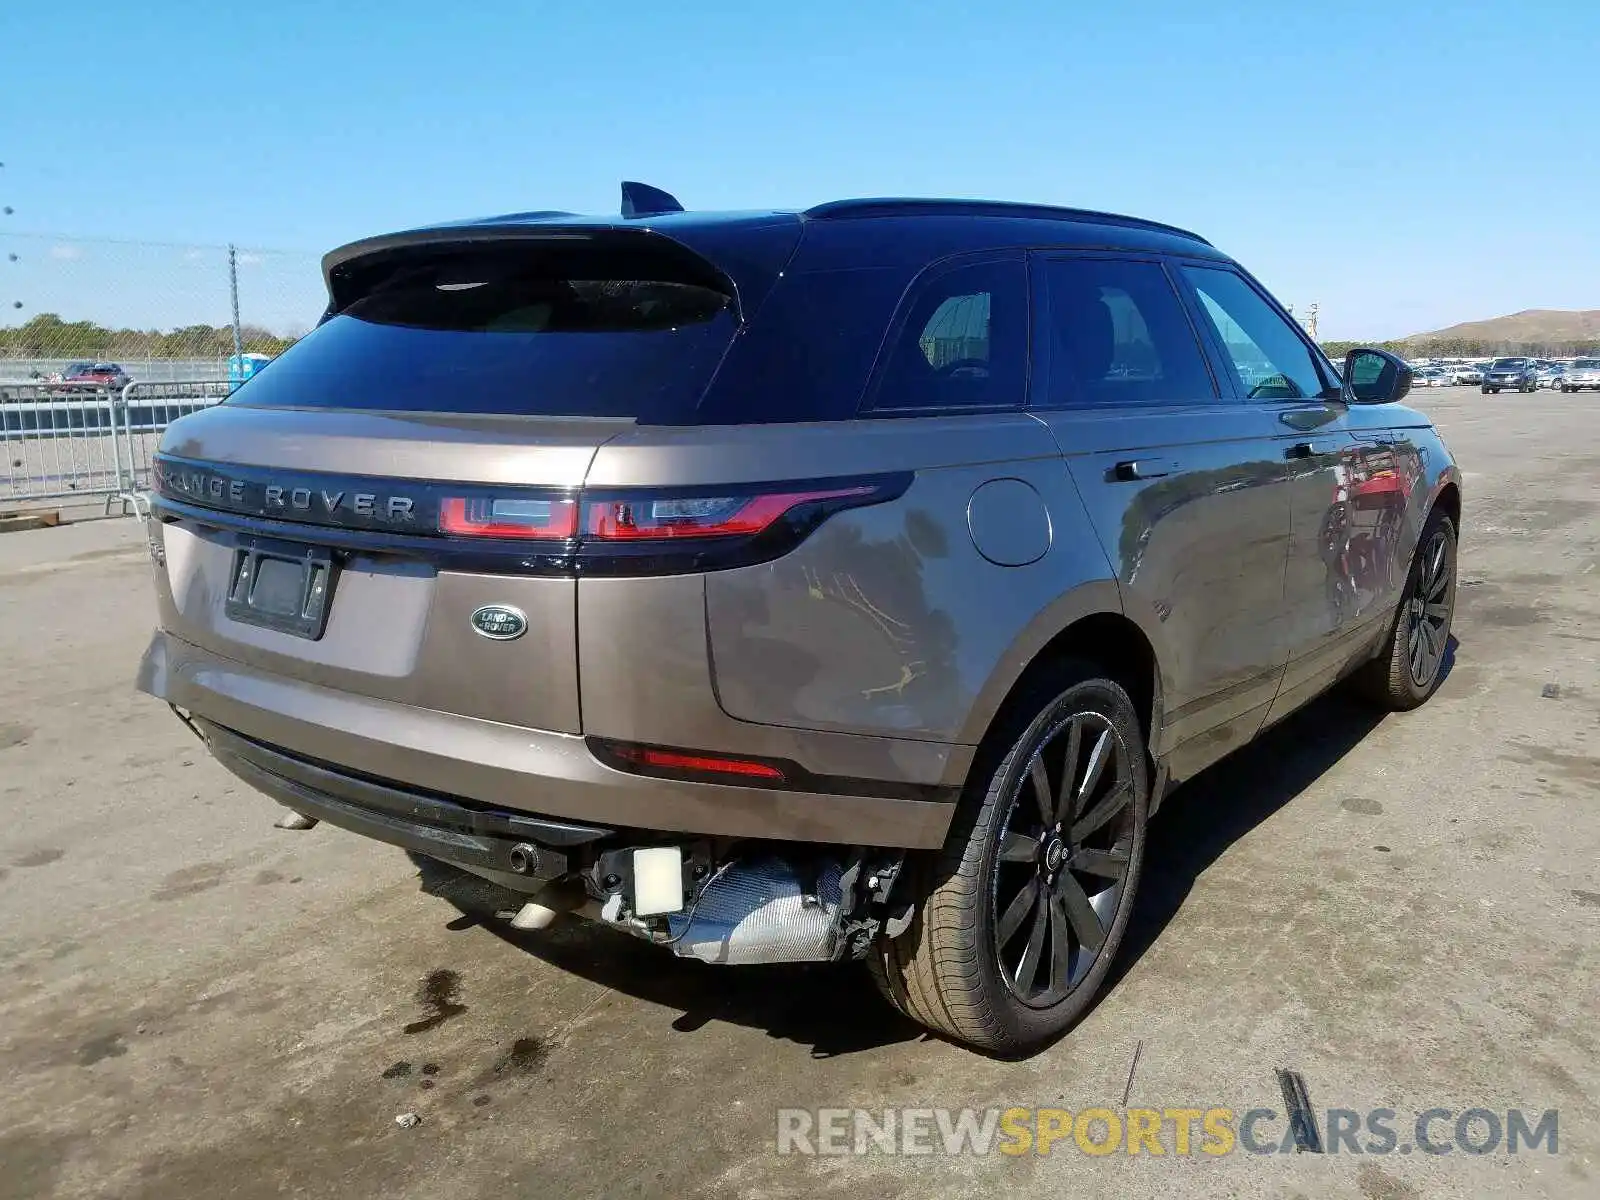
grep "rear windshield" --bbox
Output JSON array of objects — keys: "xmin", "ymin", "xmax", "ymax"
[
  {"xmin": 1491, "ymin": 358, "xmax": 1528, "ymax": 368},
  {"xmin": 229, "ymin": 243, "xmax": 738, "ymax": 420}
]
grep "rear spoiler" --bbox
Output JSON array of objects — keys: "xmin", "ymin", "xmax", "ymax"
[{"xmin": 321, "ymin": 217, "xmax": 803, "ymax": 322}]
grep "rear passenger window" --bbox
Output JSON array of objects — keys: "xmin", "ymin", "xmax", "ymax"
[
  {"xmin": 871, "ymin": 258, "xmax": 1026, "ymax": 411},
  {"xmin": 1037, "ymin": 258, "xmax": 1216, "ymax": 408},
  {"xmin": 1182, "ymin": 266, "xmax": 1328, "ymax": 401}
]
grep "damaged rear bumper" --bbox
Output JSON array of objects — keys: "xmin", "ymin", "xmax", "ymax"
[{"xmin": 136, "ymin": 630, "xmax": 962, "ymax": 850}]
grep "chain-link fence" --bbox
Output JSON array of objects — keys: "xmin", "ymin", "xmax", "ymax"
[
  {"xmin": 0, "ymin": 231, "xmax": 323, "ymax": 512},
  {"xmin": 0, "ymin": 232, "xmax": 323, "ymax": 383}
]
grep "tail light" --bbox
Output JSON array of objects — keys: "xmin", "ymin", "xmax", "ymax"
[
  {"xmin": 583, "ymin": 485, "xmax": 875, "ymax": 540},
  {"xmin": 438, "ymin": 474, "xmax": 910, "ymax": 575},
  {"xmin": 439, "ymin": 496, "xmax": 578, "ymax": 539}
]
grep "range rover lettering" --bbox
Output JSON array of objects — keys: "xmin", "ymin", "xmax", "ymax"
[{"xmin": 136, "ymin": 186, "xmax": 1462, "ymax": 1054}]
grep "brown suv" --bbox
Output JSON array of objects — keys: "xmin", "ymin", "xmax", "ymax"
[{"xmin": 137, "ymin": 186, "xmax": 1461, "ymax": 1053}]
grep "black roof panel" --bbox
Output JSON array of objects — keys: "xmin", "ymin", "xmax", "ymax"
[{"xmin": 804, "ymin": 197, "xmax": 1210, "ymax": 245}]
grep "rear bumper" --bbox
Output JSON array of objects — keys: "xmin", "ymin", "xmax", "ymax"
[
  {"xmin": 198, "ymin": 720, "xmax": 608, "ymax": 892},
  {"xmin": 137, "ymin": 630, "xmax": 961, "ymax": 850}
]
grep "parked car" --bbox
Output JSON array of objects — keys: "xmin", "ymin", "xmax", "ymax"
[
  {"xmin": 1412, "ymin": 367, "xmax": 1448, "ymax": 387},
  {"xmin": 134, "ymin": 188, "xmax": 1462, "ymax": 1055},
  {"xmin": 1536, "ymin": 364, "xmax": 1568, "ymax": 390},
  {"xmin": 1481, "ymin": 357, "xmax": 1537, "ymax": 393},
  {"xmin": 1448, "ymin": 364, "xmax": 1483, "ymax": 385},
  {"xmin": 1560, "ymin": 358, "xmax": 1600, "ymax": 392}
]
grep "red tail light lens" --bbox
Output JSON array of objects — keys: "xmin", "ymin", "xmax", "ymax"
[
  {"xmin": 583, "ymin": 486, "xmax": 874, "ymax": 541},
  {"xmin": 440, "ymin": 495, "xmax": 578, "ymax": 539},
  {"xmin": 426, "ymin": 473, "xmax": 910, "ymax": 572},
  {"xmin": 595, "ymin": 739, "xmax": 787, "ymax": 784},
  {"xmin": 615, "ymin": 746, "xmax": 786, "ymax": 781}
]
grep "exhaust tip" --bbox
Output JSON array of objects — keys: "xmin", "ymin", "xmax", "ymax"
[
  {"xmin": 509, "ymin": 900, "xmax": 561, "ymax": 930},
  {"xmin": 507, "ymin": 843, "xmax": 539, "ymax": 875}
]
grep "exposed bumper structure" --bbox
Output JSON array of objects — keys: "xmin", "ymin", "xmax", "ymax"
[{"xmin": 664, "ymin": 857, "xmax": 847, "ymax": 965}]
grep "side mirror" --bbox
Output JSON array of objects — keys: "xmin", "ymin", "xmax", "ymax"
[{"xmin": 1342, "ymin": 348, "xmax": 1413, "ymax": 405}]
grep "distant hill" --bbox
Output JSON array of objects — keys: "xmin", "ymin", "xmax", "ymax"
[
  {"xmin": 1322, "ymin": 309, "xmax": 1600, "ymax": 358},
  {"xmin": 1411, "ymin": 309, "xmax": 1600, "ymax": 345}
]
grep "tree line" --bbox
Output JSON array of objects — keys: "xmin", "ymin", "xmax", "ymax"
[
  {"xmin": 1320, "ymin": 337, "xmax": 1600, "ymax": 360},
  {"xmin": 0, "ymin": 313, "xmax": 298, "ymax": 360},
  {"xmin": 6, "ymin": 311, "xmax": 1599, "ymax": 366}
]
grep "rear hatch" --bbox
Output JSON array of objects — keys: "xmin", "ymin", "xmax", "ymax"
[{"xmin": 150, "ymin": 218, "xmax": 800, "ymax": 735}]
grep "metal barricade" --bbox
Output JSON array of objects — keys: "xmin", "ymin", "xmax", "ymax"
[
  {"xmin": 1, "ymin": 384, "xmax": 128, "ymax": 511},
  {"xmin": 0, "ymin": 380, "xmax": 230, "ymax": 515},
  {"xmin": 113, "ymin": 381, "xmax": 233, "ymax": 515}
]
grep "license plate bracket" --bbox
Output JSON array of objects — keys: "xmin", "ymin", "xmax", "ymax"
[{"xmin": 224, "ymin": 537, "xmax": 338, "ymax": 640}]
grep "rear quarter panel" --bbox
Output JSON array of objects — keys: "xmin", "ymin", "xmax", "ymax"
[{"xmin": 597, "ymin": 415, "xmax": 1122, "ymax": 744}]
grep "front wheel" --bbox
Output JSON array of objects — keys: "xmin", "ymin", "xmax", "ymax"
[
  {"xmin": 870, "ymin": 666, "xmax": 1148, "ymax": 1054},
  {"xmin": 1351, "ymin": 511, "xmax": 1457, "ymax": 710}
]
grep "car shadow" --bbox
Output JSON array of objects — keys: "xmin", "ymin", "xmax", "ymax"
[
  {"xmin": 1107, "ymin": 633, "xmax": 1459, "ymax": 991},
  {"xmin": 411, "ymin": 636, "xmax": 1458, "ymax": 1060},
  {"xmin": 410, "ymin": 854, "xmax": 929, "ymax": 1059}
]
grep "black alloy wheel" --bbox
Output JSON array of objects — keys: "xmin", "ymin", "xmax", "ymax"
[
  {"xmin": 992, "ymin": 710, "xmax": 1135, "ymax": 1007},
  {"xmin": 1405, "ymin": 525, "xmax": 1454, "ymax": 689},
  {"xmin": 868, "ymin": 667, "xmax": 1149, "ymax": 1054},
  {"xmin": 1352, "ymin": 510, "xmax": 1457, "ymax": 711}
]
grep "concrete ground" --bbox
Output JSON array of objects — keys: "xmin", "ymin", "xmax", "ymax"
[{"xmin": 1, "ymin": 389, "xmax": 1595, "ymax": 1200}]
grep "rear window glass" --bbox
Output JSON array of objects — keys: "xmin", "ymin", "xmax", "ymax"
[{"xmin": 229, "ymin": 244, "xmax": 738, "ymax": 420}]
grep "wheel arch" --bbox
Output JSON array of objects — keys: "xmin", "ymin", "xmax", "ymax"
[
  {"xmin": 1432, "ymin": 479, "xmax": 1461, "ymax": 532},
  {"xmin": 957, "ymin": 586, "xmax": 1167, "ymax": 779}
]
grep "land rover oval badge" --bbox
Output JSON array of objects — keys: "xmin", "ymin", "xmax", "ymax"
[{"xmin": 470, "ymin": 604, "xmax": 527, "ymax": 641}]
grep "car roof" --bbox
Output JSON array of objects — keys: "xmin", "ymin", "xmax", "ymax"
[
  {"xmin": 326, "ymin": 192, "xmax": 1231, "ymax": 287},
  {"xmin": 803, "ymin": 197, "xmax": 1211, "ymax": 244},
  {"xmin": 423, "ymin": 196, "xmax": 1211, "ymax": 243}
]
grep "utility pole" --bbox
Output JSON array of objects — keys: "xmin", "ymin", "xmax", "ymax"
[
  {"xmin": 228, "ymin": 243, "xmax": 244, "ymax": 360},
  {"xmin": 1305, "ymin": 302, "xmax": 1320, "ymax": 342}
]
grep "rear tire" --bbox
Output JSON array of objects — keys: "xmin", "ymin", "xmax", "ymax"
[
  {"xmin": 870, "ymin": 664, "xmax": 1148, "ymax": 1055},
  {"xmin": 1351, "ymin": 511, "xmax": 1457, "ymax": 711}
]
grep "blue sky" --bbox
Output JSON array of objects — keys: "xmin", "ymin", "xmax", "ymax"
[{"xmin": 2, "ymin": 0, "xmax": 1596, "ymax": 338}]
